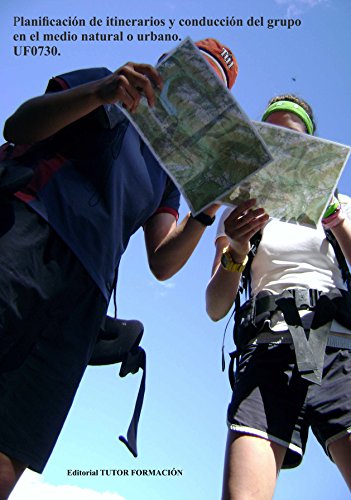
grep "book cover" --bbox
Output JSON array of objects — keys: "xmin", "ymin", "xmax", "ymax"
[{"xmin": 1, "ymin": 2, "xmax": 350, "ymax": 500}]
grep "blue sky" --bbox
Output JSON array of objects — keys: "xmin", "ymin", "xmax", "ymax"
[{"xmin": 1, "ymin": 0, "xmax": 351, "ymax": 499}]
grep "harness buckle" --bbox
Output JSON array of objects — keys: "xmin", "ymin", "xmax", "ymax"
[{"xmin": 291, "ymin": 289, "xmax": 320, "ymax": 310}]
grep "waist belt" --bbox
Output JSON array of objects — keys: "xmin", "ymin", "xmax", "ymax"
[
  {"xmin": 255, "ymin": 288, "xmax": 321, "ymax": 317},
  {"xmin": 234, "ymin": 288, "xmax": 348, "ymax": 385},
  {"xmin": 251, "ymin": 330, "xmax": 351, "ymax": 349}
]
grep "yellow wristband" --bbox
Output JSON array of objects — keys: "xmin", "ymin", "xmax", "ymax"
[{"xmin": 221, "ymin": 246, "xmax": 248, "ymax": 273}]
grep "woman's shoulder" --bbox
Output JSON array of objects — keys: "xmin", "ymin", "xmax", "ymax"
[
  {"xmin": 338, "ymin": 193, "xmax": 351, "ymax": 205},
  {"xmin": 338, "ymin": 193, "xmax": 351, "ymax": 217}
]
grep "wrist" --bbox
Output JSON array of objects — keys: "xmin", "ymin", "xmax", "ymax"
[
  {"xmin": 221, "ymin": 246, "xmax": 248, "ymax": 273},
  {"xmin": 227, "ymin": 245, "xmax": 248, "ymax": 264},
  {"xmin": 226, "ymin": 237, "xmax": 250, "ymax": 262},
  {"xmin": 202, "ymin": 204, "xmax": 220, "ymax": 217},
  {"xmin": 94, "ymin": 76, "xmax": 114, "ymax": 106},
  {"xmin": 323, "ymin": 196, "xmax": 340, "ymax": 219},
  {"xmin": 322, "ymin": 206, "xmax": 345, "ymax": 230},
  {"xmin": 190, "ymin": 212, "xmax": 216, "ymax": 227}
]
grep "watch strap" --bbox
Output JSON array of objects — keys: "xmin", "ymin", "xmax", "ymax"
[
  {"xmin": 221, "ymin": 246, "xmax": 248, "ymax": 273},
  {"xmin": 191, "ymin": 212, "xmax": 216, "ymax": 226}
]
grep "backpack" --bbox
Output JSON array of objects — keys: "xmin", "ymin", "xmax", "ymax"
[
  {"xmin": 89, "ymin": 316, "xmax": 146, "ymax": 458},
  {"xmin": 0, "ymin": 142, "xmax": 34, "ymax": 236}
]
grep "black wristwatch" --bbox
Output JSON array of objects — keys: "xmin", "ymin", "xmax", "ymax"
[{"xmin": 190, "ymin": 212, "xmax": 216, "ymax": 226}]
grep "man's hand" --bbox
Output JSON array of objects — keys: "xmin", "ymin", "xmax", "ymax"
[
  {"xmin": 4, "ymin": 62, "xmax": 163, "ymax": 144},
  {"xmin": 96, "ymin": 62, "xmax": 163, "ymax": 112}
]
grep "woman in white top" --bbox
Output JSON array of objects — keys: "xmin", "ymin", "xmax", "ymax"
[{"xmin": 206, "ymin": 95, "xmax": 351, "ymax": 499}]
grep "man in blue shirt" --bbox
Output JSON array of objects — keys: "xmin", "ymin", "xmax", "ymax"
[{"xmin": 0, "ymin": 38, "xmax": 238, "ymax": 497}]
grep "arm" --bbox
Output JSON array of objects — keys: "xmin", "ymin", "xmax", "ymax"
[
  {"xmin": 205, "ymin": 235, "xmax": 243, "ymax": 321},
  {"xmin": 3, "ymin": 63, "xmax": 162, "ymax": 144},
  {"xmin": 322, "ymin": 195, "xmax": 351, "ymax": 266},
  {"xmin": 330, "ymin": 217, "xmax": 351, "ymax": 265},
  {"xmin": 206, "ymin": 199, "xmax": 269, "ymax": 321},
  {"xmin": 144, "ymin": 205, "xmax": 218, "ymax": 281}
]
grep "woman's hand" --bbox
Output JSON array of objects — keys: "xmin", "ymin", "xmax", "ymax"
[{"xmin": 224, "ymin": 199, "xmax": 269, "ymax": 260}]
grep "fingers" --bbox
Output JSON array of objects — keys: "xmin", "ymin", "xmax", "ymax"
[
  {"xmin": 130, "ymin": 62, "xmax": 163, "ymax": 91},
  {"xmin": 116, "ymin": 75, "xmax": 142, "ymax": 113},
  {"xmin": 225, "ymin": 199, "xmax": 257, "ymax": 225},
  {"xmin": 99, "ymin": 62, "xmax": 162, "ymax": 112},
  {"xmin": 224, "ymin": 199, "xmax": 269, "ymax": 245},
  {"xmin": 236, "ymin": 208, "xmax": 268, "ymax": 235},
  {"xmin": 243, "ymin": 212, "xmax": 269, "ymax": 240},
  {"xmin": 119, "ymin": 63, "xmax": 161, "ymax": 108}
]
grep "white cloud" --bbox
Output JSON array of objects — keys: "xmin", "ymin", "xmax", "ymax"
[
  {"xmin": 275, "ymin": 0, "xmax": 327, "ymax": 5},
  {"xmin": 148, "ymin": 279, "xmax": 176, "ymax": 289},
  {"xmin": 158, "ymin": 281, "xmax": 176, "ymax": 289},
  {"xmin": 272, "ymin": 0, "xmax": 329, "ymax": 18},
  {"xmin": 274, "ymin": 0, "xmax": 328, "ymax": 14},
  {"xmin": 147, "ymin": 278, "xmax": 176, "ymax": 298},
  {"xmin": 286, "ymin": 4, "xmax": 303, "ymax": 16},
  {"xmin": 10, "ymin": 470, "xmax": 125, "ymax": 500}
]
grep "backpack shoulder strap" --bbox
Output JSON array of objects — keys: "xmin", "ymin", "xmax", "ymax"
[
  {"xmin": 325, "ymin": 228, "xmax": 351, "ymax": 292},
  {"xmin": 222, "ymin": 230, "xmax": 263, "ymax": 372},
  {"xmin": 241, "ymin": 230, "xmax": 262, "ymax": 298},
  {"xmin": 325, "ymin": 191, "xmax": 351, "ymax": 292}
]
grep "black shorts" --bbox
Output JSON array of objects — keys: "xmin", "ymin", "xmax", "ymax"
[
  {"xmin": 0, "ymin": 200, "xmax": 107, "ymax": 472},
  {"xmin": 227, "ymin": 343, "xmax": 351, "ymax": 468}
]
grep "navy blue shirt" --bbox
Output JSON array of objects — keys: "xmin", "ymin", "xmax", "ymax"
[{"xmin": 16, "ymin": 68, "xmax": 180, "ymax": 300}]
